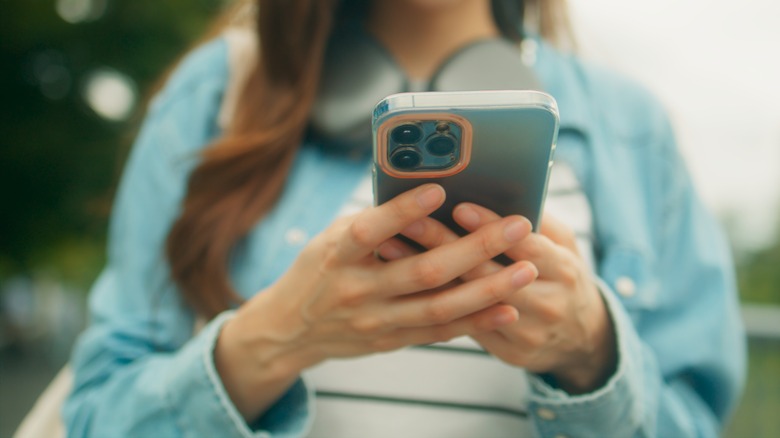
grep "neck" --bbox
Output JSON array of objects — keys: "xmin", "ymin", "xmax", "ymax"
[{"xmin": 367, "ymin": 0, "xmax": 499, "ymax": 80}]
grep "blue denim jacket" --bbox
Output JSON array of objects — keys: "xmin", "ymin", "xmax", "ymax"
[{"xmin": 63, "ymin": 36, "xmax": 745, "ymax": 438}]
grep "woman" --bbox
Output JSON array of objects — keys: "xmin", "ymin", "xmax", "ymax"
[{"xmin": 63, "ymin": 0, "xmax": 745, "ymax": 436}]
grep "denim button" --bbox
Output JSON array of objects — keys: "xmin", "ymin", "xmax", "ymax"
[
  {"xmin": 615, "ymin": 276, "xmax": 637, "ymax": 297},
  {"xmin": 536, "ymin": 407, "xmax": 556, "ymax": 420},
  {"xmin": 285, "ymin": 228, "xmax": 308, "ymax": 246}
]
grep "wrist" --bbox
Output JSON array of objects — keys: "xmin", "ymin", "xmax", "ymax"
[
  {"xmin": 214, "ymin": 292, "xmax": 316, "ymax": 421},
  {"xmin": 553, "ymin": 294, "xmax": 617, "ymax": 394}
]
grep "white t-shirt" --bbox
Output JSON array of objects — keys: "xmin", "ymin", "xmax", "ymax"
[{"xmin": 303, "ymin": 162, "xmax": 594, "ymax": 438}]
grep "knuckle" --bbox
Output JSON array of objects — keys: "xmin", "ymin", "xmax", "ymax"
[
  {"xmin": 546, "ymin": 330, "xmax": 562, "ymax": 346},
  {"xmin": 412, "ymin": 258, "xmax": 446, "ymax": 289},
  {"xmin": 561, "ymin": 229, "xmax": 577, "ymax": 247},
  {"xmin": 348, "ymin": 218, "xmax": 374, "ymax": 247},
  {"xmin": 330, "ymin": 215, "xmax": 352, "ymax": 232},
  {"xmin": 480, "ymin": 280, "xmax": 508, "ymax": 303},
  {"xmin": 521, "ymin": 331, "xmax": 546, "ymax": 349},
  {"xmin": 558, "ymin": 261, "xmax": 580, "ymax": 287},
  {"xmin": 428, "ymin": 221, "xmax": 449, "ymax": 248},
  {"xmin": 371, "ymin": 336, "xmax": 402, "ymax": 352},
  {"xmin": 317, "ymin": 219, "xmax": 349, "ymax": 262},
  {"xmin": 336, "ymin": 280, "xmax": 368, "ymax": 307},
  {"xmin": 477, "ymin": 232, "xmax": 498, "ymax": 260},
  {"xmin": 473, "ymin": 311, "xmax": 498, "ymax": 332},
  {"xmin": 522, "ymin": 237, "xmax": 542, "ymax": 259},
  {"xmin": 528, "ymin": 333, "xmax": 547, "ymax": 350},
  {"xmin": 349, "ymin": 316, "xmax": 383, "ymax": 336},
  {"xmin": 506, "ymin": 349, "xmax": 528, "ymax": 366},
  {"xmin": 476, "ymin": 315, "xmax": 496, "ymax": 335},
  {"xmin": 386, "ymin": 197, "xmax": 416, "ymax": 223},
  {"xmin": 467, "ymin": 264, "xmax": 496, "ymax": 281},
  {"xmin": 537, "ymin": 301, "xmax": 564, "ymax": 322},
  {"xmin": 431, "ymin": 325, "xmax": 456, "ymax": 343},
  {"xmin": 300, "ymin": 231, "xmax": 324, "ymax": 257},
  {"xmin": 474, "ymin": 311, "xmax": 505, "ymax": 334},
  {"xmin": 319, "ymin": 240, "xmax": 341, "ymax": 270},
  {"xmin": 425, "ymin": 300, "xmax": 453, "ymax": 325}
]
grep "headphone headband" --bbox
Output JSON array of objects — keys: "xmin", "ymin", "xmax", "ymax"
[{"xmin": 310, "ymin": 25, "xmax": 542, "ymax": 151}]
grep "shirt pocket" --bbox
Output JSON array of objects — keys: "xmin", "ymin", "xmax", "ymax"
[{"xmin": 599, "ymin": 246, "xmax": 658, "ymax": 325}]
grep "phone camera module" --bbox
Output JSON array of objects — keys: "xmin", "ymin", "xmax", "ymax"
[
  {"xmin": 425, "ymin": 134, "xmax": 456, "ymax": 156},
  {"xmin": 391, "ymin": 124, "xmax": 423, "ymax": 145},
  {"xmin": 390, "ymin": 147, "xmax": 422, "ymax": 170}
]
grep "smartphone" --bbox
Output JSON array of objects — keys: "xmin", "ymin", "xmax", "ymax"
[{"xmin": 372, "ymin": 90, "xmax": 559, "ymax": 235}]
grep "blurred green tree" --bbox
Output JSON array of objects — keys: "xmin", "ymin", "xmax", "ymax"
[
  {"xmin": 736, "ymin": 211, "xmax": 780, "ymax": 305},
  {"xmin": 2, "ymin": 0, "xmax": 779, "ymax": 305},
  {"xmin": 0, "ymin": 0, "xmax": 225, "ymax": 284}
]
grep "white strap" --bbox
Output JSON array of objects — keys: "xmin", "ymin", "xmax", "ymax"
[
  {"xmin": 13, "ymin": 26, "xmax": 254, "ymax": 437},
  {"xmin": 14, "ymin": 316, "xmax": 210, "ymax": 437},
  {"xmin": 218, "ymin": 27, "xmax": 259, "ymax": 131},
  {"xmin": 13, "ymin": 365, "xmax": 72, "ymax": 438}
]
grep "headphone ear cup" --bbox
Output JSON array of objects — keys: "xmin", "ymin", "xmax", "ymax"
[
  {"xmin": 311, "ymin": 28, "xmax": 407, "ymax": 151},
  {"xmin": 429, "ymin": 38, "xmax": 542, "ymax": 92},
  {"xmin": 491, "ymin": 0, "xmax": 525, "ymax": 41}
]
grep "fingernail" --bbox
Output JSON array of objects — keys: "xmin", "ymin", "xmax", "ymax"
[
  {"xmin": 493, "ymin": 311, "xmax": 517, "ymax": 326},
  {"xmin": 503, "ymin": 219, "xmax": 529, "ymax": 242},
  {"xmin": 378, "ymin": 242, "xmax": 404, "ymax": 260},
  {"xmin": 402, "ymin": 221, "xmax": 424, "ymax": 239},
  {"xmin": 511, "ymin": 264, "xmax": 538, "ymax": 287},
  {"xmin": 456, "ymin": 205, "xmax": 480, "ymax": 228},
  {"xmin": 416, "ymin": 185, "xmax": 444, "ymax": 209}
]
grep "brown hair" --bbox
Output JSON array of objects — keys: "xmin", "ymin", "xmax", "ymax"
[{"xmin": 166, "ymin": 0, "xmax": 573, "ymax": 318}]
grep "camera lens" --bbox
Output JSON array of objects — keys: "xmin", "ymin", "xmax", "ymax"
[
  {"xmin": 425, "ymin": 135, "xmax": 456, "ymax": 156},
  {"xmin": 390, "ymin": 147, "xmax": 422, "ymax": 170},
  {"xmin": 391, "ymin": 124, "xmax": 423, "ymax": 144}
]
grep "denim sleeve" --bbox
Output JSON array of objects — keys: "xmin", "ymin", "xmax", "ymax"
[
  {"xmin": 525, "ymin": 107, "xmax": 745, "ymax": 437},
  {"xmin": 62, "ymin": 39, "xmax": 313, "ymax": 438}
]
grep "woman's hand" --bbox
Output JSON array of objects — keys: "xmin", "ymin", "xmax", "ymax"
[
  {"xmin": 379, "ymin": 203, "xmax": 617, "ymax": 395},
  {"xmin": 215, "ymin": 185, "xmax": 538, "ymax": 420}
]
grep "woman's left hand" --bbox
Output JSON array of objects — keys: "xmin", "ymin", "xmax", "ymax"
[{"xmin": 377, "ymin": 203, "xmax": 617, "ymax": 394}]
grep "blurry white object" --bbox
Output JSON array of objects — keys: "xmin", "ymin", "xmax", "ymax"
[
  {"xmin": 13, "ymin": 366, "xmax": 71, "ymax": 438},
  {"xmin": 568, "ymin": 0, "xmax": 780, "ymax": 251},
  {"xmin": 83, "ymin": 68, "xmax": 138, "ymax": 121}
]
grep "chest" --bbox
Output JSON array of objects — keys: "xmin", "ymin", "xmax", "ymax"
[{"xmin": 230, "ymin": 145, "xmax": 597, "ymax": 297}]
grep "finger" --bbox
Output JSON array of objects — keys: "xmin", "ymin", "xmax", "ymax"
[
  {"xmin": 338, "ymin": 184, "xmax": 446, "ymax": 261},
  {"xmin": 502, "ymin": 279, "xmax": 586, "ymax": 326},
  {"xmin": 495, "ymin": 322, "xmax": 554, "ymax": 353},
  {"xmin": 372, "ymin": 304, "xmax": 521, "ymax": 352},
  {"xmin": 501, "ymin": 279, "xmax": 556, "ymax": 309},
  {"xmin": 378, "ymin": 215, "xmax": 533, "ymax": 295},
  {"xmin": 471, "ymin": 330, "xmax": 511, "ymax": 352},
  {"xmin": 471, "ymin": 331, "xmax": 532, "ymax": 368},
  {"xmin": 473, "ymin": 328, "xmax": 558, "ymax": 372},
  {"xmin": 400, "ymin": 217, "xmax": 503, "ymax": 280},
  {"xmin": 453, "ymin": 203, "xmax": 569, "ymax": 279},
  {"xmin": 385, "ymin": 261, "xmax": 538, "ymax": 327},
  {"xmin": 493, "ymin": 280, "xmax": 585, "ymax": 349},
  {"xmin": 540, "ymin": 214, "xmax": 580, "ymax": 254},
  {"xmin": 376, "ymin": 237, "xmax": 419, "ymax": 261}
]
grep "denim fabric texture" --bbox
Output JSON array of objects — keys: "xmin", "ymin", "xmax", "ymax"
[{"xmin": 63, "ymin": 36, "xmax": 746, "ymax": 438}]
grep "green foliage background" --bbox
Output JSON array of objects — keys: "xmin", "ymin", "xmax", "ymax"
[
  {"xmin": 737, "ymin": 232, "xmax": 780, "ymax": 305},
  {"xmin": 0, "ymin": 0, "xmax": 225, "ymax": 284},
  {"xmin": 0, "ymin": 1, "xmax": 777, "ymax": 436}
]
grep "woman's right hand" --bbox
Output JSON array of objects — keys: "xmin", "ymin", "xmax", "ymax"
[{"xmin": 215, "ymin": 184, "xmax": 537, "ymax": 421}]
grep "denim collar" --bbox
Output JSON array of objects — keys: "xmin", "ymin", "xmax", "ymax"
[{"xmin": 532, "ymin": 37, "xmax": 591, "ymax": 138}]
